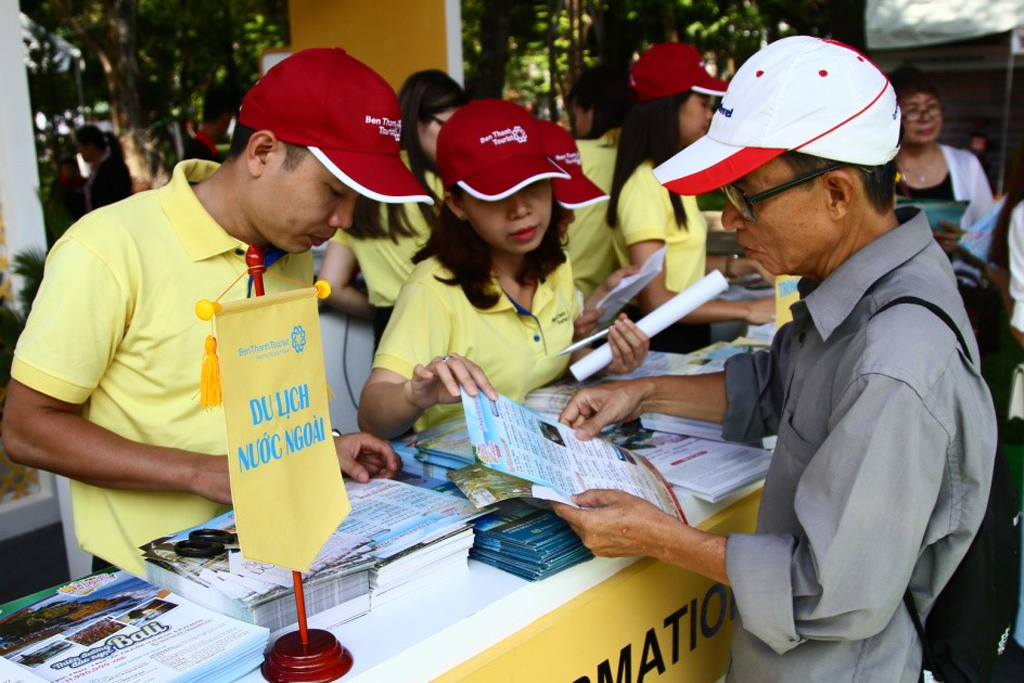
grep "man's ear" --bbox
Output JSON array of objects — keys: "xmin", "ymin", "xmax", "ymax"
[
  {"xmin": 822, "ymin": 168, "xmax": 858, "ymax": 221},
  {"xmin": 444, "ymin": 190, "xmax": 468, "ymax": 221},
  {"xmin": 245, "ymin": 130, "xmax": 280, "ymax": 179}
]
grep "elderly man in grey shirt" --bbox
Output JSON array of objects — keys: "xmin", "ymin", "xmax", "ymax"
[{"xmin": 553, "ymin": 36, "xmax": 995, "ymax": 682}]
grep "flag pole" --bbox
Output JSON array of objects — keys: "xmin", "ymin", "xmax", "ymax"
[{"xmin": 246, "ymin": 245, "xmax": 353, "ymax": 681}]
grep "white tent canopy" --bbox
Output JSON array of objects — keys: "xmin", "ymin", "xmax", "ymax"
[{"xmin": 866, "ymin": 0, "xmax": 1024, "ymax": 50}]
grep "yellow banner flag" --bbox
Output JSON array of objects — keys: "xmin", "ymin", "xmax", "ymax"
[{"xmin": 214, "ymin": 287, "xmax": 348, "ymax": 571}]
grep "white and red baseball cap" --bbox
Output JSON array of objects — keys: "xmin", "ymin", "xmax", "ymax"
[
  {"xmin": 654, "ymin": 36, "xmax": 901, "ymax": 196},
  {"xmin": 238, "ymin": 48, "xmax": 431, "ymax": 204},
  {"xmin": 535, "ymin": 119, "xmax": 609, "ymax": 209},
  {"xmin": 436, "ymin": 99, "xmax": 569, "ymax": 201},
  {"xmin": 630, "ymin": 42, "xmax": 728, "ymax": 103}
]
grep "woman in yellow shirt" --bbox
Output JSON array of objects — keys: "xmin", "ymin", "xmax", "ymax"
[
  {"xmin": 566, "ymin": 64, "xmax": 633, "ymax": 297},
  {"xmin": 609, "ymin": 43, "xmax": 773, "ymax": 353},
  {"xmin": 359, "ymin": 100, "xmax": 648, "ymax": 437},
  {"xmin": 320, "ymin": 70, "xmax": 468, "ymax": 346}
]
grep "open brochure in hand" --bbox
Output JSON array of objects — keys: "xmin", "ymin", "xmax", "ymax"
[
  {"xmin": 0, "ymin": 570, "xmax": 268, "ymax": 683},
  {"xmin": 459, "ymin": 391, "xmax": 684, "ymax": 520}
]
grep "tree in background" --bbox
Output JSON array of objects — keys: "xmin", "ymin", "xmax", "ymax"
[
  {"xmin": 463, "ymin": 0, "xmax": 863, "ymax": 117},
  {"xmin": 22, "ymin": 0, "xmax": 288, "ymax": 191}
]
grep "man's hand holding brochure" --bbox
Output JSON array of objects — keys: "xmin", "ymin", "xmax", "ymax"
[{"xmin": 456, "ymin": 390, "xmax": 685, "ymax": 522}]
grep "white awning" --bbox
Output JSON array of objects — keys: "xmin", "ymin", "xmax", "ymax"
[{"xmin": 866, "ymin": 0, "xmax": 1024, "ymax": 50}]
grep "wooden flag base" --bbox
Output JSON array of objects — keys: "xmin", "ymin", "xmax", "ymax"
[{"xmin": 261, "ymin": 629, "xmax": 353, "ymax": 682}]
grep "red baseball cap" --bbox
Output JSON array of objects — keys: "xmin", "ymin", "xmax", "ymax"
[
  {"xmin": 535, "ymin": 119, "xmax": 608, "ymax": 209},
  {"xmin": 436, "ymin": 99, "xmax": 569, "ymax": 201},
  {"xmin": 238, "ymin": 48, "xmax": 431, "ymax": 204},
  {"xmin": 630, "ymin": 42, "xmax": 728, "ymax": 103}
]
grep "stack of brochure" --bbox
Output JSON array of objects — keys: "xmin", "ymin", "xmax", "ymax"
[
  {"xmin": 602, "ymin": 422, "xmax": 772, "ymax": 503},
  {"xmin": 0, "ymin": 570, "xmax": 268, "ymax": 682},
  {"xmin": 393, "ymin": 470, "xmax": 592, "ymax": 581},
  {"xmin": 144, "ymin": 478, "xmax": 488, "ymax": 627},
  {"xmin": 341, "ymin": 478, "xmax": 489, "ymax": 607},
  {"xmin": 392, "ymin": 417, "xmax": 475, "ymax": 472},
  {"xmin": 141, "ymin": 511, "xmax": 375, "ymax": 636},
  {"xmin": 470, "ymin": 500, "xmax": 593, "ymax": 580}
]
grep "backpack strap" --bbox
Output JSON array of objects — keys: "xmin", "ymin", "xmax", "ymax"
[
  {"xmin": 872, "ymin": 295, "xmax": 972, "ymax": 680},
  {"xmin": 872, "ymin": 296, "xmax": 972, "ymax": 365},
  {"xmin": 903, "ymin": 590, "xmax": 938, "ymax": 681}
]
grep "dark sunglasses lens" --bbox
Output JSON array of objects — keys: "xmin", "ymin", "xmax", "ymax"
[{"xmin": 723, "ymin": 185, "xmax": 754, "ymax": 221}]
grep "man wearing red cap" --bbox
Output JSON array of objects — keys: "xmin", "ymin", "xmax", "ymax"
[
  {"xmin": 3, "ymin": 49, "xmax": 428, "ymax": 575},
  {"xmin": 555, "ymin": 37, "xmax": 995, "ymax": 680}
]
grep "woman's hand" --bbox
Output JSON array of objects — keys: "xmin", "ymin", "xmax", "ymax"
[
  {"xmin": 573, "ymin": 307, "xmax": 602, "ymax": 341},
  {"xmin": 741, "ymin": 296, "xmax": 775, "ymax": 325},
  {"xmin": 604, "ymin": 315, "xmax": 650, "ymax": 375},
  {"xmin": 407, "ymin": 353, "xmax": 498, "ymax": 410},
  {"xmin": 934, "ymin": 220, "xmax": 964, "ymax": 254}
]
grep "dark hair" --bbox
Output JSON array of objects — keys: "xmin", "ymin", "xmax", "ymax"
[
  {"xmin": 202, "ymin": 86, "xmax": 237, "ymax": 123},
  {"xmin": 75, "ymin": 124, "xmax": 125, "ymax": 161},
  {"xmin": 888, "ymin": 65, "xmax": 941, "ymax": 103},
  {"xmin": 568, "ymin": 65, "xmax": 634, "ymax": 140},
  {"xmin": 413, "ymin": 185, "xmax": 566, "ymax": 310},
  {"xmin": 226, "ymin": 123, "xmax": 308, "ymax": 169},
  {"xmin": 780, "ymin": 151, "xmax": 898, "ymax": 214},
  {"xmin": 607, "ymin": 92, "xmax": 690, "ymax": 229},
  {"xmin": 988, "ymin": 138, "xmax": 1024, "ymax": 270},
  {"xmin": 352, "ymin": 70, "xmax": 469, "ymax": 241}
]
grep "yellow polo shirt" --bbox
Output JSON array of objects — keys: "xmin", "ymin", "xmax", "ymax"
[
  {"xmin": 373, "ymin": 256, "xmax": 579, "ymax": 431},
  {"xmin": 12, "ymin": 160, "xmax": 313, "ymax": 575},
  {"xmin": 616, "ymin": 161, "xmax": 707, "ymax": 293},
  {"xmin": 331, "ymin": 167, "xmax": 443, "ymax": 307},
  {"xmin": 567, "ymin": 130, "xmax": 623, "ymax": 298}
]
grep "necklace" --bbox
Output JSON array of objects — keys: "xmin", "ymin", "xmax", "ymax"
[{"xmin": 899, "ymin": 148, "xmax": 941, "ymax": 185}]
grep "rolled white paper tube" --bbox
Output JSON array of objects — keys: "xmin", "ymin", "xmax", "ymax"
[{"xmin": 569, "ymin": 270, "xmax": 729, "ymax": 381}]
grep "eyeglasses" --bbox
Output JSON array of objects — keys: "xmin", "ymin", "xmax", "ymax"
[
  {"xmin": 723, "ymin": 163, "xmax": 846, "ymax": 222},
  {"xmin": 901, "ymin": 104, "xmax": 941, "ymax": 122}
]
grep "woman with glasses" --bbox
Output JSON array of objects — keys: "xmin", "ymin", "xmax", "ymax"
[
  {"xmin": 890, "ymin": 66, "xmax": 995, "ymax": 249},
  {"xmin": 890, "ymin": 66, "xmax": 998, "ymax": 353},
  {"xmin": 608, "ymin": 43, "xmax": 773, "ymax": 354},
  {"xmin": 319, "ymin": 70, "xmax": 468, "ymax": 347}
]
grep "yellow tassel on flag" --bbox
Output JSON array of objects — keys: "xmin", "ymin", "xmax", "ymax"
[{"xmin": 200, "ymin": 335, "xmax": 222, "ymax": 409}]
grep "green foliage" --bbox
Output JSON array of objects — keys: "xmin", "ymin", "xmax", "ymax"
[{"xmin": 463, "ymin": 0, "xmax": 842, "ymax": 115}]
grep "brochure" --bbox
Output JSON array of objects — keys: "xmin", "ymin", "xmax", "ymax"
[
  {"xmin": 470, "ymin": 500, "xmax": 593, "ymax": 581},
  {"xmin": 0, "ymin": 571, "xmax": 268, "ymax": 683},
  {"xmin": 141, "ymin": 511, "xmax": 374, "ymax": 635},
  {"xmin": 593, "ymin": 245, "xmax": 666, "ymax": 324},
  {"xmin": 460, "ymin": 391, "xmax": 684, "ymax": 520},
  {"xmin": 895, "ymin": 197, "xmax": 969, "ymax": 231},
  {"xmin": 602, "ymin": 426, "xmax": 772, "ymax": 503},
  {"xmin": 959, "ymin": 197, "xmax": 1005, "ymax": 262}
]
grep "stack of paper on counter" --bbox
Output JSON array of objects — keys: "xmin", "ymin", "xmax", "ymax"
[
  {"xmin": 455, "ymin": 391, "xmax": 685, "ymax": 520},
  {"xmin": 392, "ymin": 417, "xmax": 475, "ymax": 473},
  {"xmin": 526, "ymin": 344, "xmax": 766, "ymax": 420},
  {"xmin": 140, "ymin": 511, "xmax": 375, "ymax": 636},
  {"xmin": 0, "ymin": 570, "xmax": 268, "ymax": 683},
  {"xmin": 393, "ymin": 469, "xmax": 592, "ymax": 581},
  {"xmin": 601, "ymin": 423, "xmax": 772, "ymax": 504},
  {"xmin": 342, "ymin": 478, "xmax": 489, "ymax": 607},
  {"xmin": 143, "ymin": 478, "xmax": 489, "ymax": 627},
  {"xmin": 469, "ymin": 498, "xmax": 593, "ymax": 580}
]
